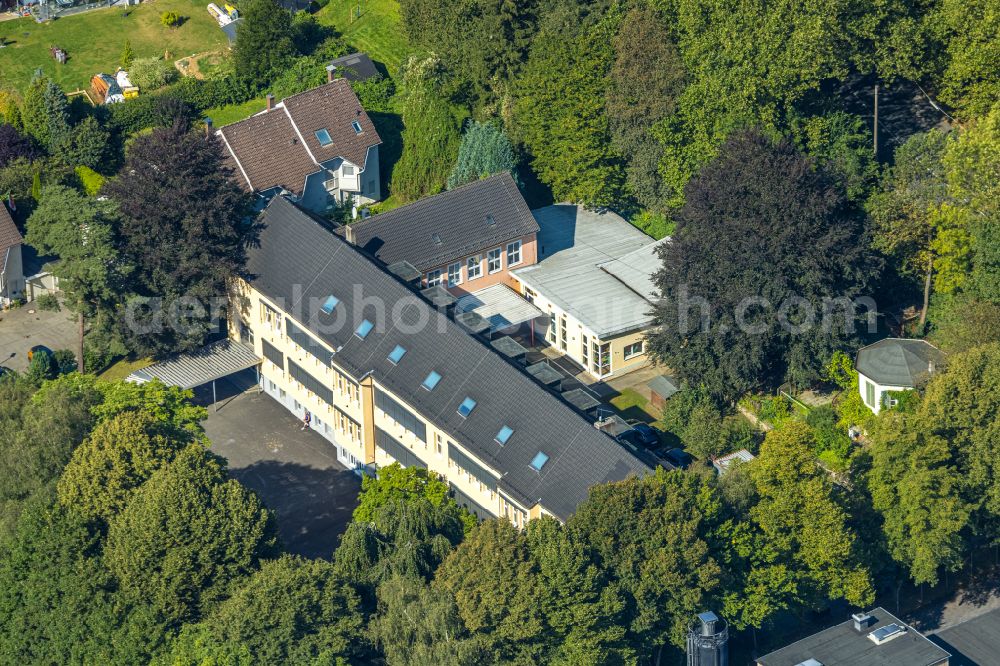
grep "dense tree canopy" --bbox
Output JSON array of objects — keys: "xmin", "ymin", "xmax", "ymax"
[
  {"xmin": 232, "ymin": 0, "xmax": 297, "ymax": 92},
  {"xmin": 649, "ymin": 130, "xmax": 875, "ymax": 400}
]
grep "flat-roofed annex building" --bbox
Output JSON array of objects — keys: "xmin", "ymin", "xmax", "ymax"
[
  {"xmin": 512, "ymin": 204, "xmax": 667, "ymax": 380},
  {"xmin": 230, "ymin": 196, "xmax": 651, "ymax": 524}
]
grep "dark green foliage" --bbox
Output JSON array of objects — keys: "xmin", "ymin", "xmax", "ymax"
[
  {"xmin": 353, "ymin": 463, "xmax": 475, "ymax": 532},
  {"xmin": 569, "ymin": 470, "xmax": 723, "ymax": 653},
  {"xmin": 789, "ymin": 111, "xmax": 877, "ymax": 203},
  {"xmin": 103, "ymin": 125, "xmax": 255, "ymax": 356},
  {"xmin": 189, "ymin": 556, "xmax": 369, "ymax": 664},
  {"xmin": 805, "ymin": 405, "xmax": 852, "ymax": 465},
  {"xmin": 25, "ymin": 348, "xmax": 57, "ymax": 383},
  {"xmin": 56, "ymin": 116, "xmax": 110, "ymax": 171},
  {"xmin": 512, "ymin": 5, "xmax": 623, "ymax": 207},
  {"xmin": 372, "ymin": 575, "xmax": 481, "ymax": 666},
  {"xmin": 660, "ymin": 388, "xmax": 724, "ymax": 460},
  {"xmin": 290, "ymin": 11, "xmax": 338, "ymax": 55},
  {"xmin": 606, "ymin": 7, "xmax": 685, "ymax": 212},
  {"xmin": 270, "ymin": 55, "xmax": 331, "ymax": 100},
  {"xmin": 400, "ymin": 0, "xmax": 538, "ymax": 110},
  {"xmin": 391, "ymin": 56, "xmax": 462, "ymax": 202},
  {"xmin": 0, "ymin": 498, "xmax": 118, "ymax": 664},
  {"xmin": 104, "ymin": 444, "xmax": 278, "ymax": 627},
  {"xmin": 351, "ymin": 75, "xmax": 395, "ymax": 113},
  {"xmin": 447, "ymin": 120, "xmax": 518, "ymax": 189},
  {"xmin": 232, "ymin": 0, "xmax": 296, "ymax": 92},
  {"xmin": 929, "ymin": 292, "xmax": 1000, "ymax": 353},
  {"xmin": 21, "ymin": 73, "xmax": 71, "ymax": 151},
  {"xmin": 649, "ymin": 130, "xmax": 875, "ymax": 401},
  {"xmin": 0, "ymin": 123, "xmax": 36, "ymax": 168}
]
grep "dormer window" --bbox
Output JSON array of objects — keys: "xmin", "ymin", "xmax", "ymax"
[
  {"xmin": 352, "ymin": 121, "xmax": 363, "ymax": 134},
  {"xmin": 315, "ymin": 129, "xmax": 333, "ymax": 146}
]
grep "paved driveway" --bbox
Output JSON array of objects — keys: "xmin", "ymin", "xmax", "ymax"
[
  {"xmin": 202, "ymin": 379, "xmax": 362, "ymax": 560},
  {"xmin": 0, "ymin": 305, "xmax": 78, "ymax": 372}
]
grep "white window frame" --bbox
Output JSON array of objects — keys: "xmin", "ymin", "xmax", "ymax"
[
  {"xmin": 623, "ymin": 341, "xmax": 644, "ymax": 360},
  {"xmin": 448, "ymin": 262, "xmax": 463, "ymax": 287},
  {"xmin": 426, "ymin": 269, "xmax": 443, "ymax": 287},
  {"xmin": 487, "ymin": 247, "xmax": 502, "ymax": 274},
  {"xmin": 506, "ymin": 240, "xmax": 522, "ymax": 267},
  {"xmin": 467, "ymin": 255, "xmax": 483, "ymax": 280},
  {"xmin": 342, "ymin": 164, "xmax": 355, "ymax": 176}
]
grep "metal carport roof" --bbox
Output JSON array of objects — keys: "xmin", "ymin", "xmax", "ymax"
[
  {"xmin": 126, "ymin": 339, "xmax": 260, "ymax": 390},
  {"xmin": 455, "ymin": 283, "xmax": 544, "ymax": 332}
]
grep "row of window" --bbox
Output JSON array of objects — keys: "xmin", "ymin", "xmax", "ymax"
[{"xmin": 427, "ymin": 240, "xmax": 522, "ymax": 288}]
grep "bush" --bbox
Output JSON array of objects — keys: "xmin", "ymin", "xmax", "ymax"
[
  {"xmin": 34, "ymin": 293, "xmax": 60, "ymax": 311},
  {"xmin": 74, "ymin": 166, "xmax": 105, "ymax": 196},
  {"xmin": 52, "ymin": 349, "xmax": 78, "ymax": 374},
  {"xmin": 160, "ymin": 11, "xmax": 180, "ymax": 27},
  {"xmin": 128, "ymin": 57, "xmax": 179, "ymax": 92},
  {"xmin": 351, "ymin": 76, "xmax": 395, "ymax": 113},
  {"xmin": 630, "ymin": 210, "xmax": 674, "ymax": 239},
  {"xmin": 757, "ymin": 395, "xmax": 792, "ymax": 425}
]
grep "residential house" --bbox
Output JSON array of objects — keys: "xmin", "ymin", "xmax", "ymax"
[
  {"xmin": 0, "ymin": 201, "xmax": 24, "ymax": 307},
  {"xmin": 756, "ymin": 608, "xmax": 950, "ymax": 666},
  {"xmin": 345, "ymin": 173, "xmax": 539, "ymax": 295},
  {"xmin": 329, "ymin": 52, "xmax": 380, "ymax": 82},
  {"xmin": 511, "ymin": 204, "xmax": 666, "ymax": 380},
  {"xmin": 230, "ymin": 195, "xmax": 651, "ymax": 525},
  {"xmin": 856, "ymin": 338, "xmax": 947, "ymax": 414},
  {"xmin": 216, "ymin": 77, "xmax": 382, "ymax": 214}
]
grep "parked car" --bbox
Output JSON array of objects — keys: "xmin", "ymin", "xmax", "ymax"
[
  {"xmin": 625, "ymin": 421, "xmax": 661, "ymax": 449},
  {"xmin": 660, "ymin": 447, "xmax": 693, "ymax": 470}
]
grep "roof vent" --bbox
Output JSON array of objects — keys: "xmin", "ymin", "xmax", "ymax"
[
  {"xmin": 852, "ymin": 612, "xmax": 875, "ymax": 633},
  {"xmin": 431, "ymin": 233, "xmax": 442, "ymax": 245},
  {"xmin": 486, "ymin": 214, "xmax": 496, "ymax": 227},
  {"xmin": 868, "ymin": 623, "xmax": 907, "ymax": 645}
]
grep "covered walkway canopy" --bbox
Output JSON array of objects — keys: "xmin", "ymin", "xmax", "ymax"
[
  {"xmin": 456, "ymin": 283, "xmax": 544, "ymax": 333},
  {"xmin": 127, "ymin": 339, "xmax": 260, "ymax": 395}
]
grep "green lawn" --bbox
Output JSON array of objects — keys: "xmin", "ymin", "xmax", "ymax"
[
  {"xmin": 204, "ymin": 96, "xmax": 267, "ymax": 125},
  {"xmin": 97, "ymin": 356, "xmax": 152, "ymax": 382},
  {"xmin": 315, "ymin": 0, "xmax": 411, "ymax": 74},
  {"xmin": 0, "ymin": 0, "xmax": 227, "ymax": 92}
]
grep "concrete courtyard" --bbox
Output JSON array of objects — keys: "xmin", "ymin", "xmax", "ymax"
[
  {"xmin": 201, "ymin": 376, "xmax": 362, "ymax": 560},
  {"xmin": 0, "ymin": 305, "xmax": 78, "ymax": 372}
]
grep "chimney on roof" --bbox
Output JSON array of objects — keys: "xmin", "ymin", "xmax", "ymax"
[
  {"xmin": 344, "ymin": 223, "xmax": 356, "ymax": 245},
  {"xmin": 266, "ymin": 93, "xmax": 274, "ymax": 111},
  {"xmin": 852, "ymin": 612, "xmax": 875, "ymax": 633},
  {"xmin": 326, "ymin": 64, "xmax": 336, "ymax": 83},
  {"xmin": 928, "ymin": 360, "xmax": 936, "ymax": 373},
  {"xmin": 204, "ymin": 117, "xmax": 213, "ymax": 139}
]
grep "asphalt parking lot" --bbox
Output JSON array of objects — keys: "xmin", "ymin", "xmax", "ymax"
[
  {"xmin": 0, "ymin": 305, "xmax": 78, "ymax": 372},
  {"xmin": 202, "ymin": 376, "xmax": 362, "ymax": 559}
]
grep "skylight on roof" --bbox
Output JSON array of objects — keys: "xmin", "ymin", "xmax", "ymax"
[
  {"xmin": 457, "ymin": 397, "xmax": 477, "ymax": 418},
  {"xmin": 355, "ymin": 319, "xmax": 374, "ymax": 339},
  {"xmin": 422, "ymin": 371, "xmax": 441, "ymax": 391},
  {"xmin": 320, "ymin": 295, "xmax": 339, "ymax": 314},
  {"xmin": 352, "ymin": 120, "xmax": 363, "ymax": 134},
  {"xmin": 388, "ymin": 344, "xmax": 406, "ymax": 364},
  {"xmin": 315, "ymin": 129, "xmax": 333, "ymax": 146},
  {"xmin": 496, "ymin": 426, "xmax": 514, "ymax": 444},
  {"xmin": 530, "ymin": 451, "xmax": 549, "ymax": 471}
]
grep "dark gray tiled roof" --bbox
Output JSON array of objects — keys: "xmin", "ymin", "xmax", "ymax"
[
  {"xmin": 329, "ymin": 52, "xmax": 380, "ymax": 82},
  {"xmin": 346, "ymin": 173, "xmax": 538, "ymax": 271},
  {"xmin": 856, "ymin": 338, "xmax": 947, "ymax": 388},
  {"xmin": 246, "ymin": 196, "xmax": 650, "ymax": 520},
  {"xmin": 757, "ymin": 608, "xmax": 950, "ymax": 666}
]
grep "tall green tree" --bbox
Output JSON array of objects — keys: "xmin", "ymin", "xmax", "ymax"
[
  {"xmin": 868, "ymin": 129, "xmax": 950, "ymax": 326},
  {"xmin": 648, "ymin": 130, "xmax": 874, "ymax": 400},
  {"xmin": 928, "ymin": 0, "xmax": 1000, "ymax": 118},
  {"xmin": 232, "ymin": 0, "xmax": 296, "ymax": 92},
  {"xmin": 26, "ymin": 184, "xmax": 123, "ymax": 372},
  {"xmin": 512, "ymin": 5, "xmax": 623, "ymax": 207},
  {"xmin": 725, "ymin": 422, "xmax": 874, "ymax": 629},
  {"xmin": 21, "ymin": 73, "xmax": 71, "ymax": 151},
  {"xmin": 391, "ymin": 55, "xmax": 463, "ymax": 202},
  {"xmin": 605, "ymin": 7, "xmax": 685, "ymax": 212},
  {"xmin": 434, "ymin": 519, "xmax": 548, "ymax": 664},
  {"xmin": 568, "ymin": 469, "xmax": 722, "ymax": 658},
  {"xmin": 371, "ymin": 575, "xmax": 481, "ymax": 666},
  {"xmin": 104, "ymin": 445, "xmax": 277, "ymax": 628},
  {"xmin": 447, "ymin": 121, "xmax": 519, "ymax": 190},
  {"xmin": 188, "ymin": 556, "xmax": 368, "ymax": 664},
  {"xmin": 103, "ymin": 125, "xmax": 254, "ymax": 356}
]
